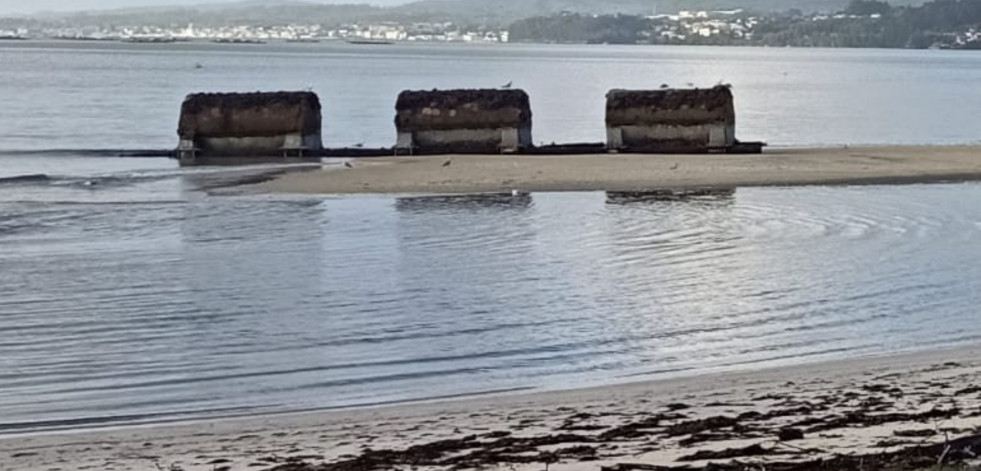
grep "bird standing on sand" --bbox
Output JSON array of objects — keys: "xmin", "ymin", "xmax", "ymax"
[
  {"xmin": 501, "ymin": 81, "xmax": 513, "ymax": 89},
  {"xmin": 344, "ymin": 162, "xmax": 353, "ymax": 169},
  {"xmin": 442, "ymin": 159, "xmax": 453, "ymax": 168}
]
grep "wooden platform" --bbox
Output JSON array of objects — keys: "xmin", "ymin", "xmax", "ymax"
[
  {"xmin": 166, "ymin": 141, "xmax": 767, "ymax": 163},
  {"xmin": 302, "ymin": 141, "xmax": 766, "ymax": 158}
]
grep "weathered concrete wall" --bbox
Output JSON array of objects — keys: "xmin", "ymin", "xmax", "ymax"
[
  {"xmin": 607, "ymin": 123, "xmax": 734, "ymax": 151},
  {"xmin": 395, "ymin": 89, "xmax": 532, "ymax": 153},
  {"xmin": 606, "ymin": 86, "xmax": 736, "ymax": 152},
  {"xmin": 177, "ymin": 91, "xmax": 323, "ymax": 162},
  {"xmin": 185, "ymin": 134, "xmax": 322, "ymax": 158}
]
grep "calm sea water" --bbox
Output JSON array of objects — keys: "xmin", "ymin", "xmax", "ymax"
[
  {"xmin": 2, "ymin": 41, "xmax": 981, "ymax": 433},
  {"xmin": 1, "ymin": 40, "xmax": 981, "ymax": 150}
]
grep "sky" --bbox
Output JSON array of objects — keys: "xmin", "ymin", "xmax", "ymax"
[{"xmin": 0, "ymin": 0, "xmax": 409, "ymax": 15}]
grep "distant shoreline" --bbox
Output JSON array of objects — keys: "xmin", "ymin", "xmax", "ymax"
[
  {"xmin": 249, "ymin": 145, "xmax": 981, "ymax": 195},
  {"xmin": 5, "ymin": 37, "xmax": 981, "ymax": 50}
]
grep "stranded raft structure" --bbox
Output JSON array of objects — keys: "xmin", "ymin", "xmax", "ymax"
[
  {"xmin": 395, "ymin": 89, "xmax": 533, "ymax": 154},
  {"xmin": 608, "ymin": 86, "xmax": 735, "ymax": 153},
  {"xmin": 177, "ymin": 91, "xmax": 322, "ymax": 165},
  {"xmin": 174, "ymin": 86, "xmax": 763, "ymax": 166}
]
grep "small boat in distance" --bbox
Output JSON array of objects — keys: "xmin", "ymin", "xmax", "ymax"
[
  {"xmin": 286, "ymin": 38, "xmax": 321, "ymax": 43},
  {"xmin": 0, "ymin": 35, "xmax": 27, "ymax": 40},
  {"xmin": 346, "ymin": 39, "xmax": 395, "ymax": 45},
  {"xmin": 212, "ymin": 38, "xmax": 266, "ymax": 44},
  {"xmin": 53, "ymin": 35, "xmax": 116, "ymax": 42},
  {"xmin": 124, "ymin": 37, "xmax": 179, "ymax": 44}
]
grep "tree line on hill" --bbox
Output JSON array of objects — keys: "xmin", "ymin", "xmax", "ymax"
[{"xmin": 508, "ymin": 0, "xmax": 981, "ymax": 48}]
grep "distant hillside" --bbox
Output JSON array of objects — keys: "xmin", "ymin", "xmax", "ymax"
[
  {"xmin": 397, "ymin": 0, "xmax": 929, "ymax": 22},
  {"xmin": 2, "ymin": 0, "xmax": 932, "ymax": 28},
  {"xmin": 16, "ymin": 4, "xmax": 389, "ymax": 28},
  {"xmin": 508, "ymin": 0, "xmax": 981, "ymax": 48}
]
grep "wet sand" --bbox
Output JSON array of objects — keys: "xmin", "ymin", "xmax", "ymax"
[
  {"xmin": 6, "ymin": 345, "xmax": 981, "ymax": 471},
  {"xmin": 254, "ymin": 145, "xmax": 981, "ymax": 194}
]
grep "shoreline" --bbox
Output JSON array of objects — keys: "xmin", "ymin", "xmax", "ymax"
[
  {"xmin": 6, "ymin": 344, "xmax": 981, "ymax": 470},
  {"xmin": 249, "ymin": 145, "xmax": 981, "ymax": 195}
]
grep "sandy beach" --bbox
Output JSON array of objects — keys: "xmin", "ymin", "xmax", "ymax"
[
  {"xmin": 252, "ymin": 145, "xmax": 981, "ymax": 195},
  {"xmin": 6, "ymin": 345, "xmax": 981, "ymax": 471}
]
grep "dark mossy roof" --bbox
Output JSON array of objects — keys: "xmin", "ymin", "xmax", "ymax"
[
  {"xmin": 179, "ymin": 91, "xmax": 322, "ymax": 138},
  {"xmin": 606, "ymin": 86, "xmax": 735, "ymax": 126},
  {"xmin": 181, "ymin": 91, "xmax": 321, "ymax": 114},
  {"xmin": 395, "ymin": 89, "xmax": 532, "ymax": 131},
  {"xmin": 396, "ymin": 89, "xmax": 530, "ymax": 111}
]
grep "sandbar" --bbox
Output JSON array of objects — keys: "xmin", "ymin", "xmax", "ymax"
[{"xmin": 253, "ymin": 145, "xmax": 981, "ymax": 194}]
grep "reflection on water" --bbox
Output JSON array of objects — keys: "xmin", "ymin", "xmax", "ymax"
[
  {"xmin": 396, "ymin": 193, "xmax": 534, "ymax": 211},
  {"xmin": 4, "ymin": 181, "xmax": 981, "ymax": 432},
  {"xmin": 606, "ymin": 188, "xmax": 736, "ymax": 204}
]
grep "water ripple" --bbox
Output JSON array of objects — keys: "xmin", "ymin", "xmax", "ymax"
[{"xmin": 5, "ymin": 184, "xmax": 981, "ymax": 431}]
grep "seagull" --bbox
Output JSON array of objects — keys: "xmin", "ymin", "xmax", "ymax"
[
  {"xmin": 686, "ymin": 82, "xmax": 695, "ymax": 87},
  {"xmin": 353, "ymin": 142, "xmax": 364, "ymax": 148},
  {"xmin": 344, "ymin": 162, "xmax": 353, "ymax": 169},
  {"xmin": 442, "ymin": 159, "xmax": 453, "ymax": 168},
  {"xmin": 501, "ymin": 81, "xmax": 513, "ymax": 89},
  {"xmin": 660, "ymin": 83, "xmax": 670, "ymax": 89}
]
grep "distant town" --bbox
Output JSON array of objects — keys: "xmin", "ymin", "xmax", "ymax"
[
  {"xmin": 0, "ymin": 22, "xmax": 509, "ymax": 44},
  {"xmin": 1, "ymin": 0, "xmax": 980, "ymax": 49},
  {"xmin": 0, "ymin": 9, "xmax": 887, "ymax": 45}
]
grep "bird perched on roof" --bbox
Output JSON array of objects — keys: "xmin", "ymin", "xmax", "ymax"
[{"xmin": 501, "ymin": 81, "xmax": 513, "ymax": 89}]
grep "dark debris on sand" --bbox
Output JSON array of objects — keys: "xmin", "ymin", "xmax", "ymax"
[
  {"xmin": 268, "ymin": 433, "xmax": 599, "ymax": 471},
  {"xmin": 604, "ymin": 434, "xmax": 981, "ymax": 471},
  {"xmin": 266, "ymin": 374, "xmax": 981, "ymax": 471}
]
